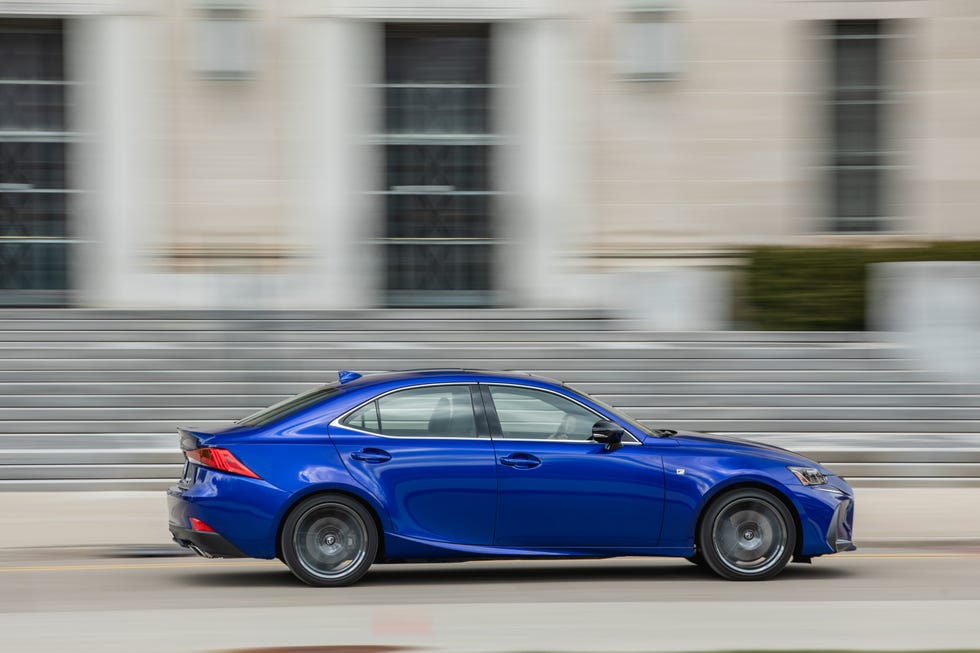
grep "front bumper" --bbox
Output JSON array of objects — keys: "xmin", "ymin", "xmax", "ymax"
[
  {"xmin": 826, "ymin": 496, "xmax": 857, "ymax": 552},
  {"xmin": 170, "ymin": 524, "xmax": 248, "ymax": 559},
  {"xmin": 792, "ymin": 473, "xmax": 857, "ymax": 557}
]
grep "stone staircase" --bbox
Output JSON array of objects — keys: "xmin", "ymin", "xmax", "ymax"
[{"xmin": 1, "ymin": 309, "xmax": 978, "ymax": 489}]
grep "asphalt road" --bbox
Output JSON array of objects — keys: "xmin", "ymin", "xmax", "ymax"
[{"xmin": 2, "ymin": 547, "xmax": 980, "ymax": 653}]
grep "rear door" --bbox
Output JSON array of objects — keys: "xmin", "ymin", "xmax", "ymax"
[
  {"xmin": 483, "ymin": 383, "xmax": 665, "ymax": 548},
  {"xmin": 329, "ymin": 383, "xmax": 498, "ymax": 545}
]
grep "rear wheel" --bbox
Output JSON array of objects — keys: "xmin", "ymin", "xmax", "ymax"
[
  {"xmin": 280, "ymin": 494, "xmax": 378, "ymax": 587},
  {"xmin": 698, "ymin": 488, "xmax": 796, "ymax": 581}
]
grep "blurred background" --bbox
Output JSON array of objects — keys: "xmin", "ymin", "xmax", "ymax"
[
  {"xmin": 0, "ymin": 0, "xmax": 979, "ymax": 488},
  {"xmin": 2, "ymin": 0, "xmax": 978, "ymax": 312},
  {"xmin": 2, "ymin": 3, "xmax": 980, "ymax": 652}
]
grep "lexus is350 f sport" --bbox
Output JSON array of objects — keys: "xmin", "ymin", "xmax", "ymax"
[{"xmin": 168, "ymin": 369, "xmax": 855, "ymax": 586}]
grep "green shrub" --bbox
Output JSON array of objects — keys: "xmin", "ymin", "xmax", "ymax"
[{"xmin": 744, "ymin": 242, "xmax": 980, "ymax": 330}]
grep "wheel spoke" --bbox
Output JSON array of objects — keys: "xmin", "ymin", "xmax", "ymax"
[
  {"xmin": 294, "ymin": 503, "xmax": 368, "ymax": 580},
  {"xmin": 711, "ymin": 496, "xmax": 787, "ymax": 575},
  {"xmin": 716, "ymin": 525, "xmax": 741, "ymax": 559}
]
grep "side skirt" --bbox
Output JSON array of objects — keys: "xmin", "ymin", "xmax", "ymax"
[{"xmin": 381, "ymin": 533, "xmax": 694, "ymax": 561}]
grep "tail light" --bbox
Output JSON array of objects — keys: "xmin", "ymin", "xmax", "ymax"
[
  {"xmin": 186, "ymin": 447, "xmax": 260, "ymax": 479},
  {"xmin": 189, "ymin": 518, "xmax": 215, "ymax": 532}
]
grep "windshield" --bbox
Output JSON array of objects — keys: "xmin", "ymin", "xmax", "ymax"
[
  {"xmin": 563, "ymin": 383, "xmax": 655, "ymax": 438},
  {"xmin": 237, "ymin": 384, "xmax": 342, "ymax": 427}
]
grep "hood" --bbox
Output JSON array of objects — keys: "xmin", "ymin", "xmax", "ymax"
[{"xmin": 667, "ymin": 429, "xmax": 830, "ymax": 471}]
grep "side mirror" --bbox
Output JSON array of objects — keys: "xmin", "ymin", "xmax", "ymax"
[{"xmin": 592, "ymin": 419, "xmax": 625, "ymax": 451}]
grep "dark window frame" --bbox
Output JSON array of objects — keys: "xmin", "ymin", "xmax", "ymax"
[
  {"xmin": 0, "ymin": 18, "xmax": 72, "ymax": 304},
  {"xmin": 380, "ymin": 23, "xmax": 497, "ymax": 307},
  {"xmin": 826, "ymin": 18, "xmax": 892, "ymax": 233}
]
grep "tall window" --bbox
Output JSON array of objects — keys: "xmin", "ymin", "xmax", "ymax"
[
  {"xmin": 381, "ymin": 24, "xmax": 495, "ymax": 307},
  {"xmin": 827, "ymin": 20, "xmax": 890, "ymax": 232},
  {"xmin": 0, "ymin": 19, "xmax": 70, "ymax": 304}
]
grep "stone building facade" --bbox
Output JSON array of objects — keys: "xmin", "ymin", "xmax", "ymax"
[{"xmin": 1, "ymin": 0, "xmax": 978, "ymax": 314}]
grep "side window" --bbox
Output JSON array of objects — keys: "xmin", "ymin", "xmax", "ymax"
[
  {"xmin": 488, "ymin": 385, "xmax": 601, "ymax": 441},
  {"xmin": 344, "ymin": 400, "xmax": 381, "ymax": 433},
  {"xmin": 342, "ymin": 385, "xmax": 478, "ymax": 438}
]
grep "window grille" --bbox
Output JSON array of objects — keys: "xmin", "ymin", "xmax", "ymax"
[
  {"xmin": 379, "ymin": 24, "xmax": 496, "ymax": 307},
  {"xmin": 826, "ymin": 19, "xmax": 892, "ymax": 232},
  {"xmin": 0, "ymin": 19, "xmax": 71, "ymax": 305}
]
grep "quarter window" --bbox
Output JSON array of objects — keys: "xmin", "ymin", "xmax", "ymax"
[
  {"xmin": 342, "ymin": 385, "xmax": 478, "ymax": 438},
  {"xmin": 344, "ymin": 399, "xmax": 381, "ymax": 433},
  {"xmin": 488, "ymin": 386, "xmax": 601, "ymax": 441}
]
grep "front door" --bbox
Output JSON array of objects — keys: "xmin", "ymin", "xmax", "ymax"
[
  {"xmin": 484, "ymin": 384, "xmax": 665, "ymax": 548},
  {"xmin": 330, "ymin": 383, "xmax": 497, "ymax": 544}
]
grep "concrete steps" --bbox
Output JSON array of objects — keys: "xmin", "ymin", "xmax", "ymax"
[{"xmin": 0, "ymin": 308, "xmax": 978, "ymax": 489}]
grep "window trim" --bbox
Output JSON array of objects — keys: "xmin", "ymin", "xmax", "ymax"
[
  {"xmin": 478, "ymin": 382, "xmax": 642, "ymax": 445},
  {"xmin": 331, "ymin": 382, "xmax": 488, "ymax": 440}
]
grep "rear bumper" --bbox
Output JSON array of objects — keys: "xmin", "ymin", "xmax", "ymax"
[
  {"xmin": 170, "ymin": 524, "xmax": 248, "ymax": 559},
  {"xmin": 168, "ymin": 482, "xmax": 250, "ymax": 559}
]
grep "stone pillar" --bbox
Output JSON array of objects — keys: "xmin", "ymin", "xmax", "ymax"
[
  {"xmin": 286, "ymin": 18, "xmax": 382, "ymax": 308},
  {"xmin": 69, "ymin": 11, "xmax": 164, "ymax": 307},
  {"xmin": 495, "ymin": 18, "xmax": 589, "ymax": 307}
]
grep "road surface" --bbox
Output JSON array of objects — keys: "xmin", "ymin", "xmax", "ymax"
[{"xmin": 2, "ymin": 546, "xmax": 980, "ymax": 652}]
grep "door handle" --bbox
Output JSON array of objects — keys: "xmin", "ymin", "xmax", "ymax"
[
  {"xmin": 499, "ymin": 453, "xmax": 541, "ymax": 469},
  {"xmin": 350, "ymin": 448, "xmax": 392, "ymax": 463}
]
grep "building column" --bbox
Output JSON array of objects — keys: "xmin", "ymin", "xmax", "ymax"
[
  {"xmin": 69, "ymin": 11, "xmax": 165, "ymax": 307},
  {"xmin": 495, "ymin": 18, "xmax": 590, "ymax": 308},
  {"xmin": 285, "ymin": 18, "xmax": 382, "ymax": 308}
]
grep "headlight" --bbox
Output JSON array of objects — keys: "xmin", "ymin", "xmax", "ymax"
[{"xmin": 788, "ymin": 466, "xmax": 828, "ymax": 486}]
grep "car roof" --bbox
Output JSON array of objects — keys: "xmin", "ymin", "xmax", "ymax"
[{"xmin": 335, "ymin": 368, "xmax": 564, "ymax": 391}]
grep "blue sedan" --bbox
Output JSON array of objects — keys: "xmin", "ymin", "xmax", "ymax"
[{"xmin": 167, "ymin": 369, "xmax": 855, "ymax": 585}]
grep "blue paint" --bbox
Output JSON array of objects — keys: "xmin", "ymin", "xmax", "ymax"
[
  {"xmin": 337, "ymin": 370, "xmax": 362, "ymax": 384},
  {"xmin": 168, "ymin": 369, "xmax": 855, "ymax": 571}
]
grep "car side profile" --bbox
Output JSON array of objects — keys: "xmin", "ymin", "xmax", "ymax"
[{"xmin": 168, "ymin": 369, "xmax": 855, "ymax": 586}]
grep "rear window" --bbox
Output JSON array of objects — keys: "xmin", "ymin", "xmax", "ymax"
[{"xmin": 237, "ymin": 385, "xmax": 342, "ymax": 427}]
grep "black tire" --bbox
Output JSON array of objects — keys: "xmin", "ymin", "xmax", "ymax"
[
  {"xmin": 280, "ymin": 493, "xmax": 378, "ymax": 587},
  {"xmin": 698, "ymin": 488, "xmax": 796, "ymax": 581}
]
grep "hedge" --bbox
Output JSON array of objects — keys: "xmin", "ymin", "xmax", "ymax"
[{"xmin": 744, "ymin": 242, "xmax": 980, "ymax": 330}]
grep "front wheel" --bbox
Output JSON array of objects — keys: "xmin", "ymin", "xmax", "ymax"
[
  {"xmin": 698, "ymin": 488, "xmax": 796, "ymax": 581},
  {"xmin": 280, "ymin": 494, "xmax": 378, "ymax": 587}
]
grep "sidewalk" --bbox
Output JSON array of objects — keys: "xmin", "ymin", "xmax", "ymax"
[{"xmin": 1, "ymin": 487, "xmax": 979, "ymax": 551}]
